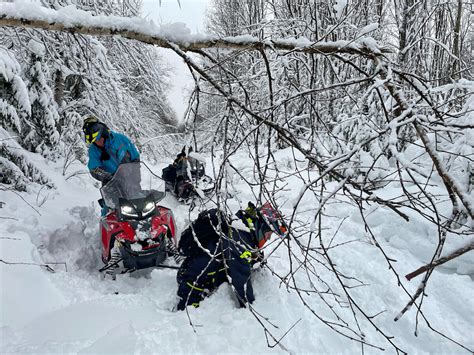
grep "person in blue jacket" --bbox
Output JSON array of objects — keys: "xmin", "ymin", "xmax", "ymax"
[
  {"xmin": 175, "ymin": 202, "xmax": 286, "ymax": 311},
  {"xmin": 82, "ymin": 116, "xmax": 140, "ymax": 184}
]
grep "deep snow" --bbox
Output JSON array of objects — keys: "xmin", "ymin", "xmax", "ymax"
[{"xmin": 1, "ymin": 145, "xmax": 473, "ymax": 354}]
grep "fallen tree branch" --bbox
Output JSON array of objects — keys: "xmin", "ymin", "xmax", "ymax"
[
  {"xmin": 0, "ymin": 3, "xmax": 391, "ymax": 57},
  {"xmin": 0, "ymin": 259, "xmax": 56, "ymax": 273},
  {"xmin": 405, "ymin": 241, "xmax": 474, "ymax": 281}
]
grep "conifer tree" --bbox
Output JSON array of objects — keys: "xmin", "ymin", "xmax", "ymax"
[
  {"xmin": 0, "ymin": 46, "xmax": 51, "ymax": 190},
  {"xmin": 0, "ymin": 46, "xmax": 30, "ymax": 135},
  {"xmin": 23, "ymin": 38, "xmax": 60, "ymax": 158}
]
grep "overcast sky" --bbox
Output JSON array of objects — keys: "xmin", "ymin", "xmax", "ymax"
[
  {"xmin": 142, "ymin": 0, "xmax": 211, "ymax": 122},
  {"xmin": 142, "ymin": 0, "xmax": 209, "ymax": 33}
]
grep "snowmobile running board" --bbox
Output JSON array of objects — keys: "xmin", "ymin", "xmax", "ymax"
[
  {"xmin": 99, "ymin": 258, "xmax": 124, "ymax": 272},
  {"xmin": 98, "ymin": 258, "xmax": 180, "ymax": 273}
]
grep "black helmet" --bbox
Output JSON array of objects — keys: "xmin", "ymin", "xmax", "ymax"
[{"xmin": 82, "ymin": 116, "xmax": 108, "ymax": 144}]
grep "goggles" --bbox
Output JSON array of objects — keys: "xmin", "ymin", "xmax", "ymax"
[
  {"xmin": 83, "ymin": 122, "xmax": 104, "ymax": 144},
  {"xmin": 84, "ymin": 130, "xmax": 100, "ymax": 144}
]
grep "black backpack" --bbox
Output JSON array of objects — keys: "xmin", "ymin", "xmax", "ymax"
[
  {"xmin": 162, "ymin": 165, "xmax": 177, "ymax": 183},
  {"xmin": 179, "ymin": 209, "xmax": 230, "ymax": 257}
]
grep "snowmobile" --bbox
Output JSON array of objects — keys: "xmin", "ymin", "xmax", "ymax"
[
  {"xmin": 162, "ymin": 148, "xmax": 214, "ymax": 204},
  {"xmin": 98, "ymin": 162, "xmax": 178, "ymax": 279}
]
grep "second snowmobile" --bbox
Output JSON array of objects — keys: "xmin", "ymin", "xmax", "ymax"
[{"xmin": 162, "ymin": 148, "xmax": 214, "ymax": 204}]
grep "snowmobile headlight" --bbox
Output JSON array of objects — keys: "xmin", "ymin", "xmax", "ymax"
[
  {"xmin": 142, "ymin": 201, "xmax": 155, "ymax": 216},
  {"xmin": 121, "ymin": 204, "xmax": 138, "ymax": 217}
]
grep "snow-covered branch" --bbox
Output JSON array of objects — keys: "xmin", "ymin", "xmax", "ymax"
[{"xmin": 0, "ymin": 3, "xmax": 390, "ymax": 57}]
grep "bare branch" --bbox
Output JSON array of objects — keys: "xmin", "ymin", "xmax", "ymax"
[{"xmin": 405, "ymin": 241, "xmax": 474, "ymax": 281}]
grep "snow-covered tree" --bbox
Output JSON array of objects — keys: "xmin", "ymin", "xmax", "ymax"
[
  {"xmin": 0, "ymin": 47, "xmax": 52, "ymax": 190},
  {"xmin": 1, "ymin": 0, "xmax": 177, "ymax": 170},
  {"xmin": 0, "ymin": 46, "xmax": 30, "ymax": 135},
  {"xmin": 0, "ymin": 128, "xmax": 52, "ymax": 191},
  {"xmin": 22, "ymin": 38, "xmax": 60, "ymax": 158}
]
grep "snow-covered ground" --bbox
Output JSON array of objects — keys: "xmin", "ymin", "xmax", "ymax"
[{"xmin": 1, "ymin": 148, "xmax": 473, "ymax": 354}]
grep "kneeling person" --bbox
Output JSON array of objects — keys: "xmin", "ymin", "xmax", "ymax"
[{"xmin": 176, "ymin": 202, "xmax": 286, "ymax": 310}]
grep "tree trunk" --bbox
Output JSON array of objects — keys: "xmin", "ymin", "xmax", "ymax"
[
  {"xmin": 452, "ymin": 0, "xmax": 463, "ymax": 79},
  {"xmin": 53, "ymin": 69, "xmax": 64, "ymax": 107}
]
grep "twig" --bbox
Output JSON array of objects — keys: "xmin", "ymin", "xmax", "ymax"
[{"xmin": 0, "ymin": 259, "xmax": 55, "ymax": 273}]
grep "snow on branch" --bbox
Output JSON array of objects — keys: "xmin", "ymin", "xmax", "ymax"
[
  {"xmin": 0, "ymin": 3, "xmax": 390, "ymax": 57},
  {"xmin": 376, "ymin": 58, "xmax": 474, "ymax": 220}
]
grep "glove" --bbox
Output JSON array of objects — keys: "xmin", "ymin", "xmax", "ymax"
[
  {"xmin": 90, "ymin": 167, "xmax": 113, "ymax": 184},
  {"xmin": 245, "ymin": 202, "xmax": 258, "ymax": 219}
]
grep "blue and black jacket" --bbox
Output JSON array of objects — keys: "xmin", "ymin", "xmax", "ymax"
[
  {"xmin": 87, "ymin": 130, "xmax": 140, "ymax": 183},
  {"xmin": 176, "ymin": 209, "xmax": 258, "ymax": 310}
]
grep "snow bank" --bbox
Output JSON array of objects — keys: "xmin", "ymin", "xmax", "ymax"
[{"xmin": 0, "ymin": 229, "xmax": 66, "ymax": 328}]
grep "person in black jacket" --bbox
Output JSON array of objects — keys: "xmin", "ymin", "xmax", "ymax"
[{"xmin": 175, "ymin": 202, "xmax": 286, "ymax": 310}]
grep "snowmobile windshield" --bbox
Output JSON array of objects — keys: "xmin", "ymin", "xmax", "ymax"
[{"xmin": 100, "ymin": 162, "xmax": 165, "ymax": 210}]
